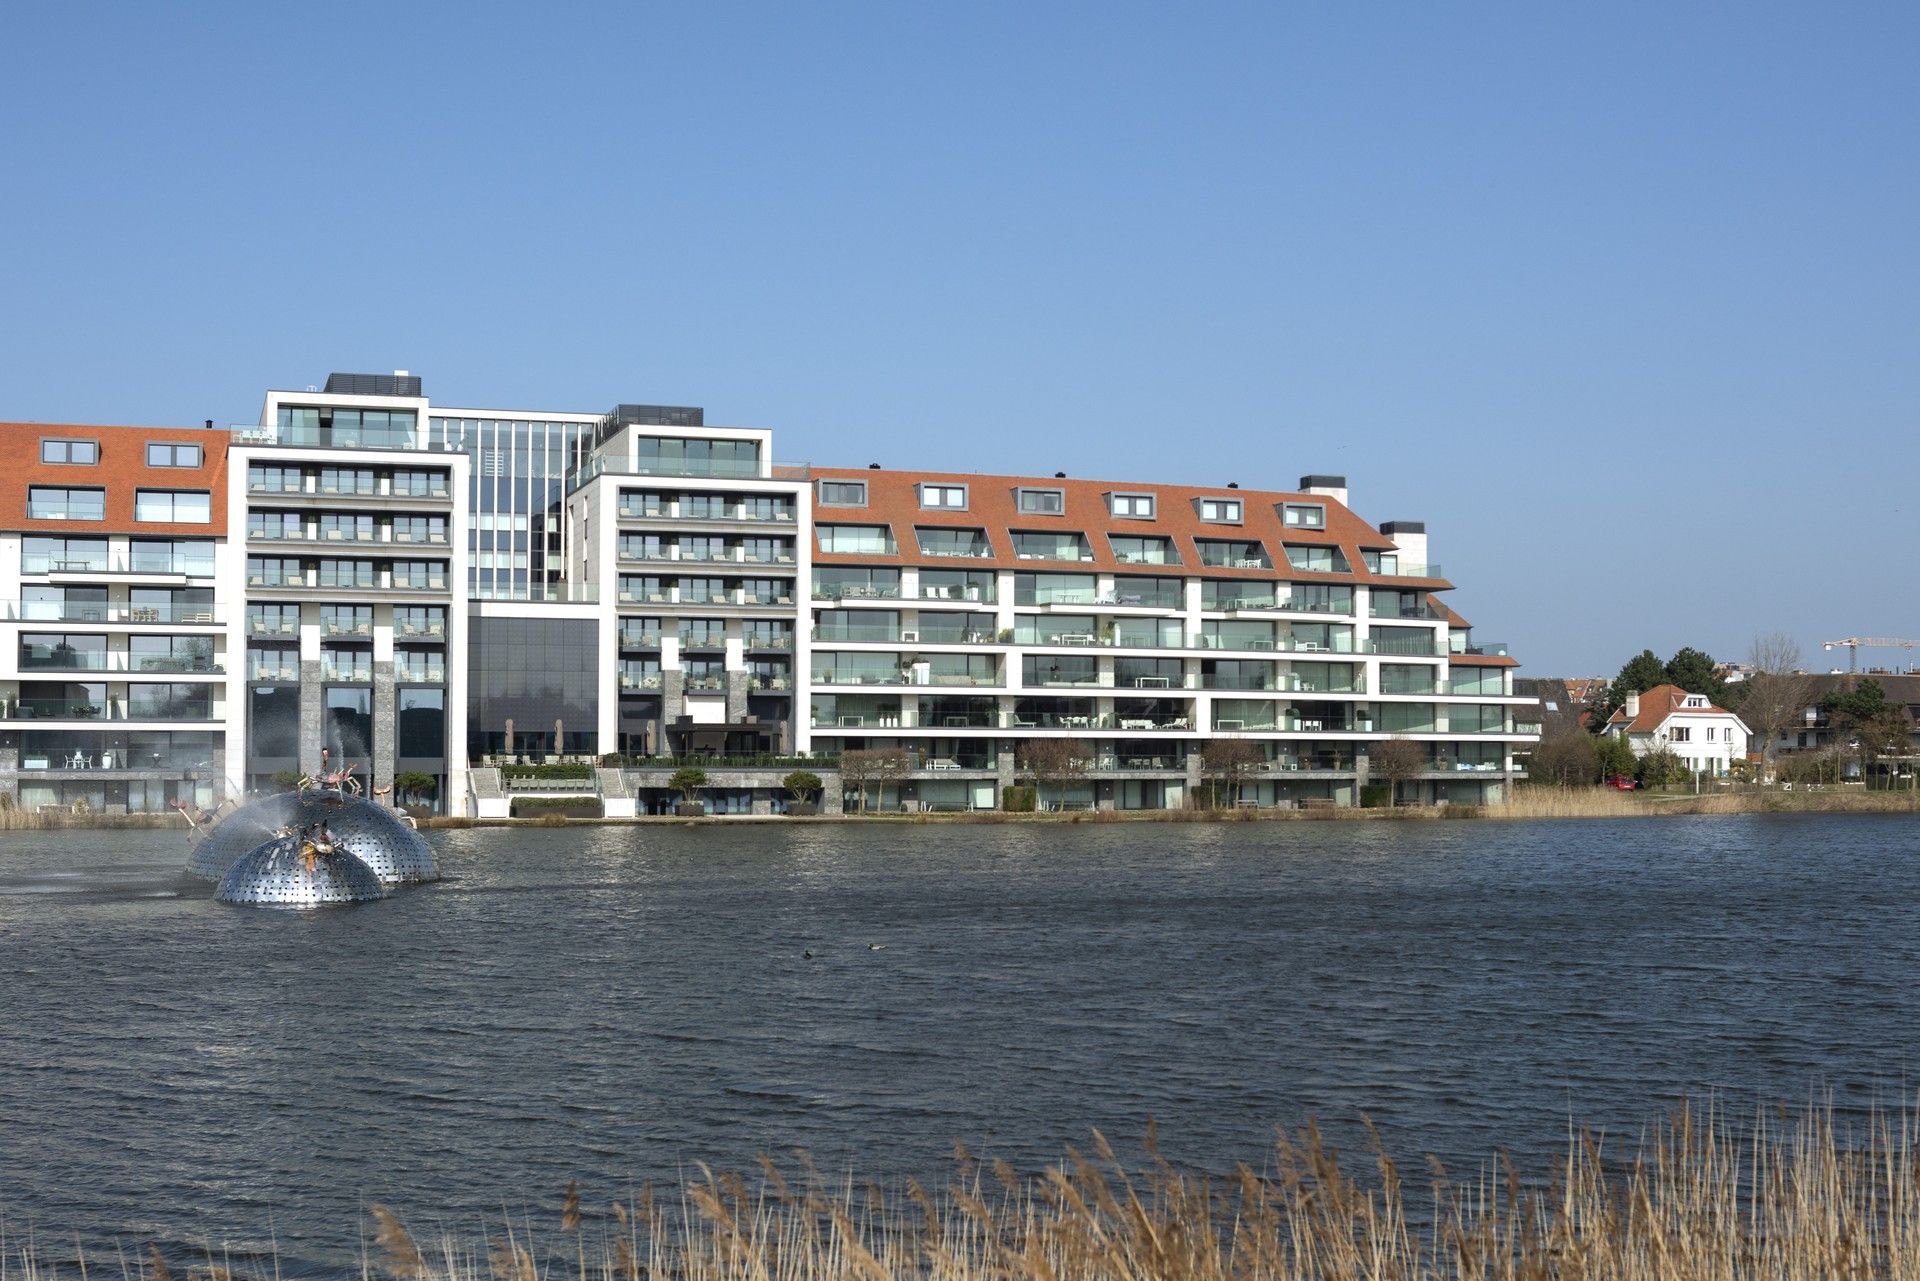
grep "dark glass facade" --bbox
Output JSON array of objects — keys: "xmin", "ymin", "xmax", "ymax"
[{"xmin": 467, "ymin": 616, "xmax": 599, "ymax": 757}]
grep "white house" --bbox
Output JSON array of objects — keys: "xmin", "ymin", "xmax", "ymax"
[{"xmin": 1605, "ymin": 684, "xmax": 1750, "ymax": 777}]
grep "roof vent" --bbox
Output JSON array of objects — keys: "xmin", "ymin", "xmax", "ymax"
[
  {"xmin": 1054, "ymin": 471, "xmax": 1066, "ymax": 478},
  {"xmin": 1227, "ymin": 482, "xmax": 1239, "ymax": 489},
  {"xmin": 868, "ymin": 462, "xmax": 881, "ymax": 469}
]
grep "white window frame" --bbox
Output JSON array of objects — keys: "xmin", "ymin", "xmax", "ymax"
[
  {"xmin": 1015, "ymin": 486, "xmax": 1065, "ymax": 515},
  {"xmin": 818, "ymin": 479, "xmax": 868, "ymax": 507},
  {"xmin": 146, "ymin": 442, "xmax": 203, "ymax": 468},
  {"xmin": 1282, "ymin": 503, "xmax": 1326, "ymax": 528},
  {"xmin": 134, "ymin": 489, "xmax": 212, "ymax": 523},
  {"xmin": 1109, "ymin": 492, "xmax": 1155, "ymax": 519}
]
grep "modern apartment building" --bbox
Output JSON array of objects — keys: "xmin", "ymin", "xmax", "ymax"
[{"xmin": 0, "ymin": 371, "xmax": 1534, "ymax": 815}]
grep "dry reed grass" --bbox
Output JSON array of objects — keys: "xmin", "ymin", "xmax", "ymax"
[
  {"xmin": 14, "ymin": 1103, "xmax": 1920, "ymax": 1281},
  {"xmin": 1491, "ymin": 786, "xmax": 1920, "ymax": 820}
]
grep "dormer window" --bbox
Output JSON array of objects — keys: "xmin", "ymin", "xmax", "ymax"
[
  {"xmin": 1109, "ymin": 492, "xmax": 1155, "ymax": 519},
  {"xmin": 1198, "ymin": 498, "xmax": 1242, "ymax": 523},
  {"xmin": 1282, "ymin": 503, "xmax": 1326, "ymax": 528},
  {"xmin": 1016, "ymin": 486, "xmax": 1064, "ymax": 515},
  {"xmin": 919, "ymin": 483, "xmax": 968, "ymax": 510},
  {"xmin": 1686, "ymin": 695, "xmax": 1707, "ymax": 708},
  {"xmin": 818, "ymin": 479, "xmax": 867, "ymax": 507},
  {"xmin": 40, "ymin": 439, "xmax": 99, "ymax": 465}
]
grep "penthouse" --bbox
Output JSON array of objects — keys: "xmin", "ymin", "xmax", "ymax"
[{"xmin": 0, "ymin": 371, "xmax": 1533, "ymax": 816}]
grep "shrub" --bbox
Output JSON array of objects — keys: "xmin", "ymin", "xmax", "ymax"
[
  {"xmin": 1002, "ymin": 784, "xmax": 1038, "ymax": 813},
  {"xmin": 783, "ymin": 770, "xmax": 824, "ymax": 801},
  {"xmin": 271, "ymin": 770, "xmax": 303, "ymax": 791},
  {"xmin": 668, "ymin": 766, "xmax": 708, "ymax": 802},
  {"xmin": 1360, "ymin": 783, "xmax": 1392, "ymax": 809}
]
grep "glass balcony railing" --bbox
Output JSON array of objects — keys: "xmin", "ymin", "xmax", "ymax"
[
  {"xmin": 3, "ymin": 699, "xmax": 114, "ymax": 720},
  {"xmin": 744, "ymin": 634, "xmax": 794, "ymax": 650},
  {"xmin": 321, "ymin": 618, "xmax": 374, "ymax": 638},
  {"xmin": 249, "ymin": 660, "xmax": 300, "ymax": 680},
  {"xmin": 685, "ymin": 674, "xmax": 726, "ymax": 691},
  {"xmin": 814, "ymin": 626, "xmax": 903, "ymax": 643},
  {"xmin": 8, "ymin": 602, "xmax": 219, "ymax": 624},
  {"xmin": 322, "ymin": 662, "xmax": 372, "ymax": 682},
  {"xmin": 132, "ymin": 655, "xmax": 221, "ymax": 673},
  {"xmin": 619, "ymin": 672, "xmax": 665, "ymax": 691},
  {"xmin": 393, "ymin": 619, "xmax": 447, "ymax": 639},
  {"xmin": 395, "ymin": 664, "xmax": 446, "ymax": 684},
  {"xmin": 619, "ymin": 631, "xmax": 662, "ymax": 649},
  {"xmin": 813, "ymin": 583, "xmax": 901, "ymax": 601},
  {"xmin": 18, "ymin": 651, "xmax": 114, "ymax": 671},
  {"xmin": 1371, "ymin": 602, "xmax": 1447, "ymax": 620},
  {"xmin": 1363, "ymin": 638, "xmax": 1443, "ymax": 657}
]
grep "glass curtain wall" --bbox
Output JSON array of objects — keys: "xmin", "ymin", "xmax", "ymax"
[{"xmin": 430, "ymin": 417, "xmax": 599, "ymax": 600}]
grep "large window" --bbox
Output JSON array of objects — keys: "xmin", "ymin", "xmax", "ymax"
[
  {"xmin": 1010, "ymin": 531, "xmax": 1090, "ymax": 562},
  {"xmin": 1108, "ymin": 535, "xmax": 1178, "ymax": 566},
  {"xmin": 817, "ymin": 524, "xmax": 896, "ymax": 555},
  {"xmin": 323, "ymin": 687, "xmax": 373, "ymax": 760},
  {"xmin": 278, "ymin": 406, "xmax": 417, "ymax": 448},
  {"xmin": 634, "ymin": 436, "xmax": 760, "ymax": 478},
  {"xmin": 40, "ymin": 439, "xmax": 98, "ymax": 465},
  {"xmin": 1284, "ymin": 544, "xmax": 1350, "ymax": 573},
  {"xmin": 249, "ymin": 685, "xmax": 300, "ymax": 757},
  {"xmin": 131, "ymin": 539, "xmax": 215, "ymax": 575},
  {"xmin": 916, "ymin": 527, "xmax": 993, "ymax": 559},
  {"xmin": 27, "ymin": 487, "xmax": 104, "ymax": 521},
  {"xmin": 21, "ymin": 536, "xmax": 108, "ymax": 573},
  {"xmin": 398, "ymin": 688, "xmax": 446, "ymax": 758},
  {"xmin": 134, "ymin": 490, "xmax": 211, "ymax": 523},
  {"xmin": 146, "ymin": 442, "xmax": 202, "ymax": 468}
]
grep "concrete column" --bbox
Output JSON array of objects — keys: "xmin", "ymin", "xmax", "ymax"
[
  {"xmin": 372, "ymin": 660, "xmax": 396, "ymax": 795},
  {"xmin": 996, "ymin": 740, "xmax": 1016, "ymax": 807},
  {"xmin": 299, "ymin": 659, "xmax": 324, "ymax": 775},
  {"xmin": 822, "ymin": 769, "xmax": 845, "ymax": 815},
  {"xmin": 726, "ymin": 671, "xmax": 750, "ymax": 722}
]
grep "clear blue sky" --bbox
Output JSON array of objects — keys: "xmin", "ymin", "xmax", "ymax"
[{"xmin": 2, "ymin": 2, "xmax": 1914, "ymax": 676}]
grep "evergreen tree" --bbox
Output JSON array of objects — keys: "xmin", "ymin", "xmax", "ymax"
[{"xmin": 1664, "ymin": 647, "xmax": 1718, "ymax": 695}]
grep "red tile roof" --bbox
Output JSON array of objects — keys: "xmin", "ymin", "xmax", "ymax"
[
  {"xmin": 806, "ymin": 466, "xmax": 1450, "ymax": 587},
  {"xmin": 1607, "ymin": 684, "xmax": 1737, "ymax": 733}
]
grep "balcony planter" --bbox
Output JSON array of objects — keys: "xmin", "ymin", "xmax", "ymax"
[
  {"xmin": 675, "ymin": 801, "xmax": 707, "ymax": 817},
  {"xmin": 786, "ymin": 801, "xmax": 819, "ymax": 817}
]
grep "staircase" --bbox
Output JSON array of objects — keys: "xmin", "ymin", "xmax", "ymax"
[
  {"xmin": 467, "ymin": 767, "xmax": 509, "ymax": 818},
  {"xmin": 596, "ymin": 768, "xmax": 636, "ymax": 818}
]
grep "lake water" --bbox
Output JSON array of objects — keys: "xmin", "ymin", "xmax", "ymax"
[{"xmin": 2, "ymin": 815, "xmax": 1917, "ymax": 1274}]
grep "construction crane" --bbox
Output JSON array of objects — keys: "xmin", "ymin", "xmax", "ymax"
[{"xmin": 1821, "ymin": 637, "xmax": 1920, "ymax": 674}]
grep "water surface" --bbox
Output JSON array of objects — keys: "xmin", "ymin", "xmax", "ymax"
[{"xmin": 1, "ymin": 815, "xmax": 1916, "ymax": 1273}]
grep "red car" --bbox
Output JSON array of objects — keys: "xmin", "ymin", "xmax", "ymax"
[{"xmin": 1606, "ymin": 775, "xmax": 1639, "ymax": 791}]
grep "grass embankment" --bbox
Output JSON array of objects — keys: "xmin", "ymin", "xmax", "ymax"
[
  {"xmin": 23, "ymin": 1103, "xmax": 1920, "ymax": 1281},
  {"xmin": 0, "ymin": 807, "xmax": 185, "ymax": 831}
]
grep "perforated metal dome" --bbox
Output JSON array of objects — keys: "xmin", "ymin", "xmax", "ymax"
[
  {"xmin": 186, "ymin": 791, "xmax": 436, "ymax": 885},
  {"xmin": 185, "ymin": 793, "xmax": 305, "ymax": 881},
  {"xmin": 215, "ymin": 834, "xmax": 387, "ymax": 907}
]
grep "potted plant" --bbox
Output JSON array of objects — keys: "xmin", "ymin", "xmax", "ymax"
[
  {"xmin": 783, "ymin": 770, "xmax": 823, "ymax": 816},
  {"xmin": 669, "ymin": 765, "xmax": 709, "ymax": 816}
]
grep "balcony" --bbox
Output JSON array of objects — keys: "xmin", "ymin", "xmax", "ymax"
[
  {"xmin": 815, "ymin": 626, "xmax": 903, "ymax": 644},
  {"xmin": 916, "ymin": 585, "xmax": 995, "ymax": 605},
  {"xmin": 1371, "ymin": 602, "xmax": 1447, "ymax": 621},
  {"xmin": 248, "ymin": 616, "xmax": 299, "ymax": 638},
  {"xmin": 576, "ymin": 456, "xmax": 764, "ymax": 482},
  {"xmin": 322, "ymin": 618, "xmax": 374, "ymax": 638},
  {"xmin": 3, "ymin": 699, "xmax": 113, "ymax": 721},
  {"xmin": 620, "ymin": 673, "xmax": 665, "ymax": 691},
  {"xmin": 394, "ymin": 619, "xmax": 448, "ymax": 640},
  {"xmin": 1199, "ymin": 676, "xmax": 1276, "ymax": 691},
  {"xmin": 685, "ymin": 675, "xmax": 726, "ymax": 691},
  {"xmin": 619, "ymin": 631, "xmax": 663, "ymax": 649},
  {"xmin": 745, "ymin": 634, "xmax": 794, "ymax": 650},
  {"xmin": 322, "ymin": 663, "xmax": 372, "ymax": 682},
  {"xmin": 130, "ymin": 656, "xmax": 222, "ymax": 674},
  {"xmin": 748, "ymin": 674, "xmax": 793, "ymax": 690},
  {"xmin": 1363, "ymin": 638, "xmax": 1442, "ymax": 657},
  {"xmin": 1449, "ymin": 639, "xmax": 1511, "ymax": 657},
  {"xmin": 677, "ymin": 635, "xmax": 728, "ymax": 652},
  {"xmin": 249, "ymin": 660, "xmax": 300, "ymax": 680},
  {"xmin": 813, "ymin": 584, "xmax": 901, "ymax": 601},
  {"xmin": 1371, "ymin": 562, "xmax": 1444, "ymax": 579},
  {"xmin": 395, "ymin": 664, "xmax": 446, "ymax": 684},
  {"xmin": 8, "ymin": 602, "xmax": 219, "ymax": 625}
]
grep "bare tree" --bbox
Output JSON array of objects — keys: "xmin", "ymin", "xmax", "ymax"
[
  {"xmin": 1018, "ymin": 737, "xmax": 1094, "ymax": 810},
  {"xmin": 1740, "ymin": 632, "xmax": 1817, "ymax": 779},
  {"xmin": 1368, "ymin": 736, "xmax": 1428, "ymax": 804},
  {"xmin": 1199, "ymin": 738, "xmax": 1266, "ymax": 807},
  {"xmin": 1529, "ymin": 732, "xmax": 1599, "ymax": 787},
  {"xmin": 838, "ymin": 748, "xmax": 911, "ymax": 813}
]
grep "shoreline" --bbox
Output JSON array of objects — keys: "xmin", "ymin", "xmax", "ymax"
[{"xmin": 2, "ymin": 787, "xmax": 1914, "ymax": 831}]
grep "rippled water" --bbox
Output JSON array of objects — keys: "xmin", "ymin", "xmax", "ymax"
[{"xmin": 2, "ymin": 815, "xmax": 1918, "ymax": 1274}]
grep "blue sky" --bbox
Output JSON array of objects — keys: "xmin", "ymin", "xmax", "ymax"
[{"xmin": 1, "ymin": 2, "xmax": 1914, "ymax": 676}]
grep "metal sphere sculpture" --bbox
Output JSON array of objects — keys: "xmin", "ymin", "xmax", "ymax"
[{"xmin": 215, "ymin": 833, "xmax": 387, "ymax": 907}]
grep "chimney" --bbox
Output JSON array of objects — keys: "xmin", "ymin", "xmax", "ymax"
[
  {"xmin": 1625, "ymin": 692, "xmax": 1641, "ymax": 720},
  {"xmin": 1299, "ymin": 474, "xmax": 1348, "ymax": 507},
  {"xmin": 1379, "ymin": 520, "xmax": 1428, "ymax": 573}
]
